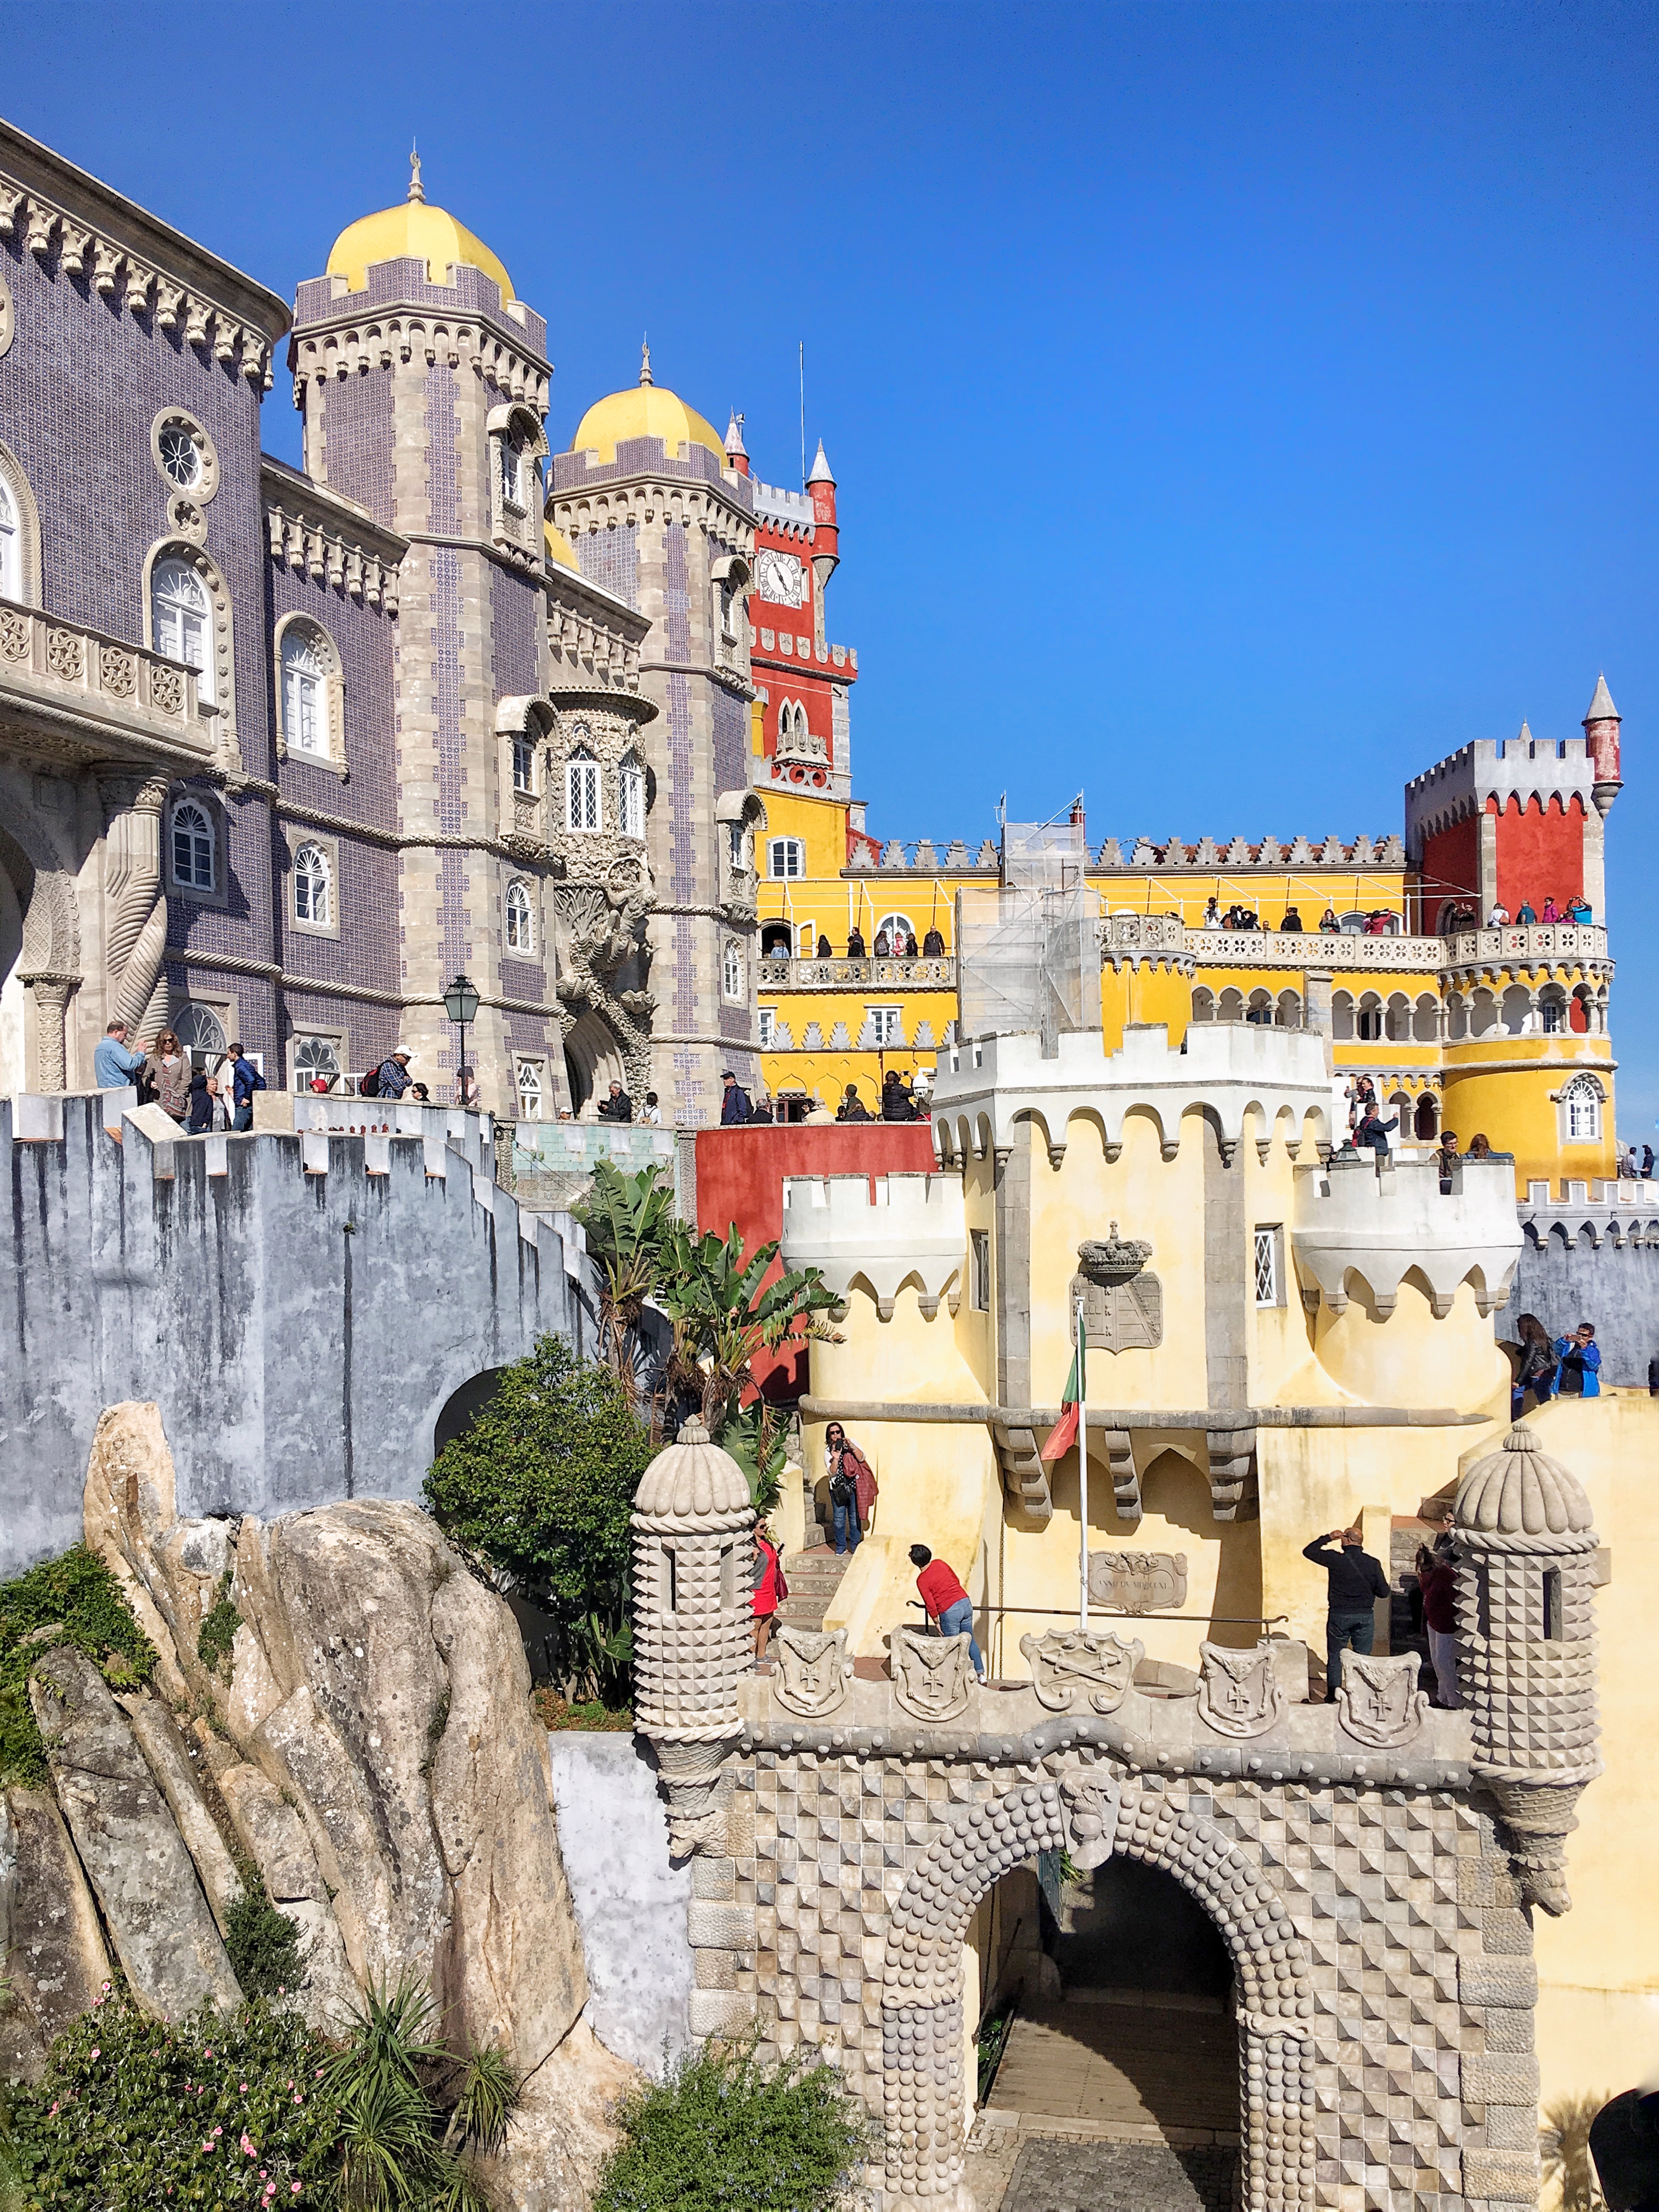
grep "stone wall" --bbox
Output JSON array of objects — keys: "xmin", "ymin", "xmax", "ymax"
[
  {"xmin": 1496, "ymin": 1215, "xmax": 1659, "ymax": 1387},
  {"xmin": 0, "ymin": 1093, "xmax": 594, "ymax": 1577}
]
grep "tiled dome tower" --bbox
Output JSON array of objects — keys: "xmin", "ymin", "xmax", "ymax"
[{"xmin": 1454, "ymin": 1421, "xmax": 1601, "ymax": 1914}]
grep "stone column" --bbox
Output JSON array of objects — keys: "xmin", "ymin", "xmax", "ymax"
[
  {"xmin": 21, "ymin": 974, "xmax": 74, "ymax": 1091},
  {"xmin": 96, "ymin": 769, "xmax": 170, "ymax": 1042}
]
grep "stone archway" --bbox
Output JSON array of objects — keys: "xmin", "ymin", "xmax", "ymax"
[
  {"xmin": 563, "ymin": 1008, "xmax": 627, "ymax": 1113},
  {"xmin": 878, "ymin": 1769, "xmax": 1315, "ymax": 2212}
]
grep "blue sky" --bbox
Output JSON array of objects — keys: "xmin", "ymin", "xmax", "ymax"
[{"xmin": 5, "ymin": 3, "xmax": 1654, "ymax": 1128}]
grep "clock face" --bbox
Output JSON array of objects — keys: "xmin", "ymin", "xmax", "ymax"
[{"xmin": 757, "ymin": 548, "xmax": 805, "ymax": 608}]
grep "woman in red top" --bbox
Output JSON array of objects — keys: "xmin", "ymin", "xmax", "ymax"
[{"xmin": 752, "ymin": 1526, "xmax": 787, "ymax": 1660}]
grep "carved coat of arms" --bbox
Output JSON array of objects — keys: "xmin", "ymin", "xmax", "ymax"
[
  {"xmin": 889, "ymin": 1624, "xmax": 975, "ymax": 1722},
  {"xmin": 1197, "ymin": 1640, "xmax": 1286, "ymax": 1740},
  {"xmin": 1086, "ymin": 1551, "xmax": 1187, "ymax": 1615},
  {"xmin": 1020, "ymin": 1628, "xmax": 1143, "ymax": 1714},
  {"xmin": 1060, "ymin": 1773, "xmax": 1122, "ymax": 1869},
  {"xmin": 772, "ymin": 1626, "xmax": 854, "ymax": 1719},
  {"xmin": 1335, "ymin": 1650, "xmax": 1429, "ymax": 1748},
  {"xmin": 1069, "ymin": 1224, "xmax": 1163, "ymax": 1354}
]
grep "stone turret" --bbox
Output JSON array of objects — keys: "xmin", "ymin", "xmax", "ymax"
[
  {"xmin": 631, "ymin": 1419, "xmax": 754, "ymax": 1858},
  {"xmin": 1453, "ymin": 1422, "xmax": 1600, "ymax": 1914}
]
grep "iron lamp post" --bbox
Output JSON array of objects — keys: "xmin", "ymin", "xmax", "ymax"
[{"xmin": 442, "ymin": 972, "xmax": 479, "ymax": 1108}]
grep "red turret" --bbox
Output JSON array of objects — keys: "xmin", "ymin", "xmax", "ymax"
[
  {"xmin": 807, "ymin": 438, "xmax": 838, "ymax": 567},
  {"xmin": 1583, "ymin": 672, "xmax": 1622, "ymax": 817},
  {"xmin": 725, "ymin": 411, "xmax": 751, "ymax": 479}
]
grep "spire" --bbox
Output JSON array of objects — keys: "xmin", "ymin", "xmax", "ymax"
[
  {"xmin": 1584, "ymin": 672, "xmax": 1620, "ymax": 723},
  {"xmin": 724, "ymin": 410, "xmax": 747, "ymax": 458},
  {"xmin": 806, "ymin": 438, "xmax": 835, "ymax": 486},
  {"xmin": 1517, "ymin": 719, "xmax": 1533, "ymax": 744},
  {"xmin": 408, "ymin": 142, "xmax": 425, "ymax": 205},
  {"xmin": 639, "ymin": 336, "xmax": 652, "ymax": 388}
]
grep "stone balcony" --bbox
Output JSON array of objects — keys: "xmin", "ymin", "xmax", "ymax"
[
  {"xmin": 1291, "ymin": 1152, "xmax": 1523, "ymax": 1317},
  {"xmin": 0, "ymin": 595, "xmax": 218, "ymax": 764},
  {"xmin": 758, "ymin": 955, "xmax": 957, "ymax": 992},
  {"xmin": 1102, "ymin": 915, "xmax": 1609, "ymax": 975}
]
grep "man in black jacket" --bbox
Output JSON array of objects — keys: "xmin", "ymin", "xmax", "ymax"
[{"xmin": 1304, "ymin": 1525, "xmax": 1391, "ymax": 1700}]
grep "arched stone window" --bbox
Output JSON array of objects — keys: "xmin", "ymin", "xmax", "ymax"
[
  {"xmin": 566, "ymin": 744, "xmax": 601, "ymax": 832},
  {"xmin": 152, "ymin": 557, "xmax": 213, "ymax": 702},
  {"xmin": 1189, "ymin": 988, "xmax": 1215, "ymax": 1024},
  {"xmin": 723, "ymin": 939, "xmax": 744, "ymax": 1002},
  {"xmin": 505, "ymin": 879, "xmax": 534, "ymax": 953},
  {"xmin": 876, "ymin": 912, "xmax": 915, "ymax": 950},
  {"xmin": 293, "ymin": 842, "xmax": 331, "ymax": 928},
  {"xmin": 275, "ymin": 617, "xmax": 345, "ymax": 769},
  {"xmin": 170, "ymin": 797, "xmax": 216, "ymax": 893},
  {"xmin": 0, "ymin": 438, "xmax": 41, "ymax": 605},
  {"xmin": 619, "ymin": 752, "xmax": 646, "ymax": 840},
  {"xmin": 1560, "ymin": 1074, "xmax": 1604, "ymax": 1144},
  {"xmin": 1356, "ymin": 992, "xmax": 1383, "ymax": 1043},
  {"xmin": 1331, "ymin": 989, "xmax": 1355, "ymax": 1043}
]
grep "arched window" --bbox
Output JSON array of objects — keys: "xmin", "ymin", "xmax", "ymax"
[
  {"xmin": 1561, "ymin": 1075, "xmax": 1602, "ymax": 1144},
  {"xmin": 876, "ymin": 912, "xmax": 915, "ymax": 949},
  {"xmin": 499, "ymin": 431, "xmax": 526, "ymax": 516},
  {"xmin": 723, "ymin": 940, "xmax": 743, "ymax": 1001},
  {"xmin": 505, "ymin": 879, "xmax": 534, "ymax": 952},
  {"xmin": 515, "ymin": 1057, "xmax": 544, "ymax": 1120},
  {"xmin": 151, "ymin": 558, "xmax": 212, "ymax": 702},
  {"xmin": 291, "ymin": 1035, "xmax": 340, "ymax": 1093},
  {"xmin": 767, "ymin": 836, "xmax": 804, "ymax": 880},
  {"xmin": 293, "ymin": 842, "xmax": 331, "ymax": 927},
  {"xmin": 619, "ymin": 752, "xmax": 646, "ymax": 839},
  {"xmin": 512, "ymin": 731, "xmax": 537, "ymax": 794},
  {"xmin": 566, "ymin": 745, "xmax": 601, "ymax": 832},
  {"xmin": 0, "ymin": 476, "xmax": 16, "ymax": 601},
  {"xmin": 280, "ymin": 626, "xmax": 327, "ymax": 757},
  {"xmin": 171, "ymin": 799, "xmax": 215, "ymax": 891},
  {"xmin": 175, "ymin": 1003, "xmax": 227, "ymax": 1068},
  {"xmin": 1356, "ymin": 994, "xmax": 1383, "ymax": 1043}
]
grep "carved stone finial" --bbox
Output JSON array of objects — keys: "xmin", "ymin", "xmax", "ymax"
[
  {"xmin": 640, "ymin": 335, "xmax": 652, "ymax": 387},
  {"xmin": 408, "ymin": 143, "xmax": 425, "ymax": 205},
  {"xmin": 1076, "ymin": 1223, "xmax": 1154, "ymax": 1285}
]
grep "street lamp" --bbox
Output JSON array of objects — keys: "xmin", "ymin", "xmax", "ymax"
[{"xmin": 442, "ymin": 972, "xmax": 479, "ymax": 1108}]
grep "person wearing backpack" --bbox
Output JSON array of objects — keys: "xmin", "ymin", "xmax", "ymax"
[
  {"xmin": 1511, "ymin": 1313, "xmax": 1558, "ymax": 1419},
  {"xmin": 364, "ymin": 1049, "xmax": 413, "ymax": 1101},
  {"xmin": 225, "ymin": 1042, "xmax": 266, "ymax": 1133},
  {"xmin": 825, "ymin": 1422, "xmax": 877, "ymax": 1553}
]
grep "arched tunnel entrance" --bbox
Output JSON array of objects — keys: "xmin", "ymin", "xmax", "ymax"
[{"xmin": 973, "ymin": 1854, "xmax": 1239, "ymax": 2210}]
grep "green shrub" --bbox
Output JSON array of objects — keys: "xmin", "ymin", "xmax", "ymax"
[
  {"xmin": 326, "ymin": 1977, "xmax": 518, "ymax": 2210},
  {"xmin": 424, "ymin": 1336, "xmax": 650, "ymax": 1699},
  {"xmin": 594, "ymin": 2034, "xmax": 876, "ymax": 2212},
  {"xmin": 224, "ymin": 1871, "xmax": 304, "ymax": 2000},
  {"xmin": 0, "ymin": 1548, "xmax": 155, "ymax": 1786},
  {"xmin": 3, "ymin": 1993, "xmax": 336, "ymax": 2208},
  {"xmin": 198, "ymin": 1572, "xmax": 241, "ymax": 1682}
]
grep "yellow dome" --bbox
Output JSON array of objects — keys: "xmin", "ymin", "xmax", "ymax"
[
  {"xmin": 544, "ymin": 520, "xmax": 579, "ymax": 571},
  {"xmin": 571, "ymin": 376, "xmax": 726, "ymax": 467},
  {"xmin": 326, "ymin": 157, "xmax": 514, "ymax": 301}
]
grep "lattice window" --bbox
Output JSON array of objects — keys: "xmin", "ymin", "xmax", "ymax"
[
  {"xmin": 619, "ymin": 753, "xmax": 645, "ymax": 839},
  {"xmin": 1253, "ymin": 1225, "xmax": 1280, "ymax": 1307},
  {"xmin": 566, "ymin": 746, "xmax": 600, "ymax": 831}
]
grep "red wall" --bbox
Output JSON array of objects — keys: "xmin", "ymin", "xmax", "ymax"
[
  {"xmin": 1493, "ymin": 795, "xmax": 1584, "ymax": 919},
  {"xmin": 695, "ymin": 1122, "xmax": 938, "ymax": 1399},
  {"xmin": 1419, "ymin": 816, "xmax": 1481, "ymax": 929}
]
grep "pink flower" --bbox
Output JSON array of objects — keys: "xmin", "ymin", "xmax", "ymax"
[
  {"xmin": 89, "ymin": 2048, "xmax": 99, "ymax": 2060},
  {"xmin": 241, "ymin": 2082, "xmax": 249, "ymax": 2094},
  {"xmin": 213, "ymin": 2125, "xmax": 223, "ymax": 2138},
  {"xmin": 48, "ymin": 2102, "xmax": 58, "ymax": 2117},
  {"xmin": 292, "ymin": 2188, "xmax": 302, "ymax": 2198},
  {"xmin": 201, "ymin": 2140, "xmax": 213, "ymax": 2153},
  {"xmin": 241, "ymin": 2132, "xmax": 256, "ymax": 2157}
]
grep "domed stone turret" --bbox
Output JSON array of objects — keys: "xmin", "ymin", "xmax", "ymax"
[
  {"xmin": 325, "ymin": 148, "xmax": 516, "ymax": 302},
  {"xmin": 633, "ymin": 1416, "xmax": 752, "ymax": 1521},
  {"xmin": 1453, "ymin": 1423, "xmax": 1600, "ymax": 1915}
]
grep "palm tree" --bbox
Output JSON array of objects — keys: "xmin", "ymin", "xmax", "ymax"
[{"xmin": 572, "ymin": 1162, "xmax": 678, "ymax": 1397}]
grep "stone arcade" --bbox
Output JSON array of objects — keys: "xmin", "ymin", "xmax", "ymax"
[{"xmin": 630, "ymin": 1420, "xmax": 1600, "ymax": 2211}]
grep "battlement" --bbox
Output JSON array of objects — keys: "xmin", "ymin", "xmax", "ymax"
[
  {"xmin": 780, "ymin": 1170, "xmax": 964, "ymax": 1319},
  {"xmin": 1405, "ymin": 733, "xmax": 1598, "ymax": 851},
  {"xmin": 933, "ymin": 1023, "xmax": 1333, "ymax": 1166},
  {"xmin": 1291, "ymin": 1152, "xmax": 1522, "ymax": 1319},
  {"xmin": 751, "ymin": 478, "xmax": 815, "ymax": 532}
]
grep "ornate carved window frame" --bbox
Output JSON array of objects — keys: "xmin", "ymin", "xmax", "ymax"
[
  {"xmin": 487, "ymin": 402, "xmax": 548, "ymax": 562},
  {"xmin": 0, "ymin": 436, "xmax": 43, "ymax": 607},
  {"xmin": 273, "ymin": 611, "xmax": 346, "ymax": 777},
  {"xmin": 165, "ymin": 784, "xmax": 228, "ymax": 911},
  {"xmin": 285, "ymin": 826, "xmax": 340, "ymax": 942},
  {"xmin": 149, "ymin": 407, "xmax": 220, "ymax": 504},
  {"xmin": 142, "ymin": 537, "xmax": 237, "ymax": 755},
  {"xmin": 1554, "ymin": 1070, "xmax": 1605, "ymax": 1147}
]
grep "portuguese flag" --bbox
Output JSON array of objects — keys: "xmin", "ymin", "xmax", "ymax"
[{"xmin": 1040, "ymin": 1313, "xmax": 1086, "ymax": 1464}]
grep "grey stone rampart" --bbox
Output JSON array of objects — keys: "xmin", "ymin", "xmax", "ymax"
[
  {"xmin": 1496, "ymin": 1213, "xmax": 1659, "ymax": 1385},
  {"xmin": 0, "ymin": 1093, "xmax": 594, "ymax": 1575}
]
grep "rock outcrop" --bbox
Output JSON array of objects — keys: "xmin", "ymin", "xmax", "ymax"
[
  {"xmin": 35, "ymin": 1400, "xmax": 606, "ymax": 2209},
  {"xmin": 27, "ymin": 1645, "xmax": 241, "ymax": 2020}
]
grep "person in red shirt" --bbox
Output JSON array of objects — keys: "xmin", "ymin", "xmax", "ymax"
[
  {"xmin": 909, "ymin": 1544, "xmax": 985, "ymax": 1681},
  {"xmin": 1417, "ymin": 1533, "xmax": 1459, "ymax": 1709},
  {"xmin": 752, "ymin": 1526, "xmax": 787, "ymax": 1661}
]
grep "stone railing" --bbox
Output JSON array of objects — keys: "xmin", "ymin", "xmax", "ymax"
[
  {"xmin": 1440, "ymin": 923, "xmax": 1608, "ymax": 970},
  {"xmin": 758, "ymin": 955, "xmax": 957, "ymax": 991},
  {"xmin": 0, "ymin": 596, "xmax": 217, "ymax": 757},
  {"xmin": 1180, "ymin": 924, "xmax": 1442, "ymax": 970},
  {"xmin": 1101, "ymin": 916, "xmax": 1607, "ymax": 973}
]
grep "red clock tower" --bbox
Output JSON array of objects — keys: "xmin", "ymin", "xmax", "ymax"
[{"xmin": 731, "ymin": 419, "xmax": 858, "ymax": 806}]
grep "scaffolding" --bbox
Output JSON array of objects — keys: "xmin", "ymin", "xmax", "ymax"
[{"xmin": 957, "ymin": 820, "xmax": 1097, "ymax": 1052}]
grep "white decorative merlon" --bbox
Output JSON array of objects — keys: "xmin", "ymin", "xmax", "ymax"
[
  {"xmin": 1291, "ymin": 1155, "xmax": 1523, "ymax": 1319},
  {"xmin": 781, "ymin": 1171, "xmax": 964, "ymax": 1320},
  {"xmin": 932, "ymin": 1024, "xmax": 1333, "ymax": 1168}
]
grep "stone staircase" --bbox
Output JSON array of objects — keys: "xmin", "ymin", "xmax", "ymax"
[{"xmin": 778, "ymin": 1545, "xmax": 855, "ymax": 1632}]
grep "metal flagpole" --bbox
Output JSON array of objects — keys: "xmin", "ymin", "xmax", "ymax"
[{"xmin": 1077, "ymin": 1297, "xmax": 1088, "ymax": 1629}]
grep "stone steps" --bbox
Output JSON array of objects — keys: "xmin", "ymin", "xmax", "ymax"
[{"xmin": 777, "ymin": 1545, "xmax": 855, "ymax": 1632}]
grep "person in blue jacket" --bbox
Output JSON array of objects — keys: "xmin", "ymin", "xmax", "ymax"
[{"xmin": 1554, "ymin": 1322, "xmax": 1602, "ymax": 1398}]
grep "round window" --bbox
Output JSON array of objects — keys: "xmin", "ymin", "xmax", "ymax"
[{"xmin": 159, "ymin": 422, "xmax": 202, "ymax": 489}]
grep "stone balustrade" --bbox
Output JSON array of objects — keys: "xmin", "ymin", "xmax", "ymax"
[
  {"xmin": 0, "ymin": 595, "xmax": 217, "ymax": 757},
  {"xmin": 757, "ymin": 955, "xmax": 956, "ymax": 991},
  {"xmin": 1102, "ymin": 915, "xmax": 1609, "ymax": 973}
]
